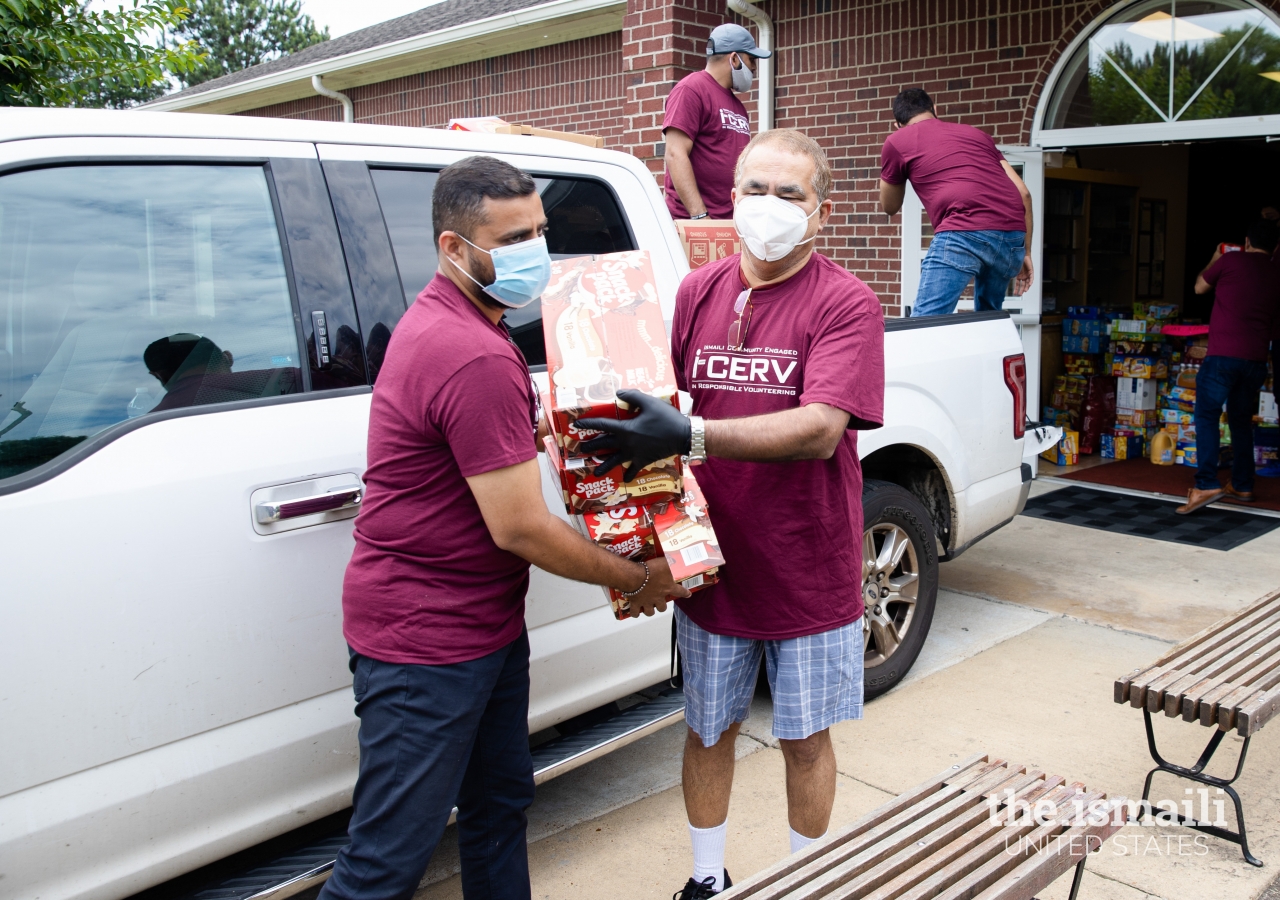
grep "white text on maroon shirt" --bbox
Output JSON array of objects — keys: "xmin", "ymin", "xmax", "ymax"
[{"xmin": 690, "ymin": 345, "xmax": 800, "ymax": 395}]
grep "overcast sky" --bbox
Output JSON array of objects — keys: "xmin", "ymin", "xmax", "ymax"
[{"xmin": 302, "ymin": 0, "xmax": 447, "ymax": 38}]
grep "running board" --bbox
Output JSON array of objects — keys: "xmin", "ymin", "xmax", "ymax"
[{"xmin": 188, "ymin": 689, "xmax": 686, "ymax": 900}]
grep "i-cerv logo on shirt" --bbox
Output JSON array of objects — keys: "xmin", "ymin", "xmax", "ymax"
[
  {"xmin": 692, "ymin": 348, "xmax": 798, "ymax": 386},
  {"xmin": 719, "ymin": 109, "xmax": 750, "ymax": 136}
]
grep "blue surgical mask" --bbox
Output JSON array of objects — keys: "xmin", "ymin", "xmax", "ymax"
[{"xmin": 449, "ymin": 234, "xmax": 552, "ymax": 309}]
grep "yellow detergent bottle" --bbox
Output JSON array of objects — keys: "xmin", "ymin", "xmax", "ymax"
[{"xmin": 1150, "ymin": 430, "xmax": 1175, "ymax": 466}]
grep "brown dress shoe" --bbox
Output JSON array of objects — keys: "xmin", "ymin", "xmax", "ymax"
[
  {"xmin": 1176, "ymin": 487, "xmax": 1225, "ymax": 515},
  {"xmin": 1224, "ymin": 483, "xmax": 1255, "ymax": 502}
]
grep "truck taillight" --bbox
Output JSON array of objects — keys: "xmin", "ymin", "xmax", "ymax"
[{"xmin": 1003, "ymin": 354, "xmax": 1027, "ymax": 440}]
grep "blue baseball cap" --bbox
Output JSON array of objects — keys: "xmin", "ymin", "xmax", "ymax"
[{"xmin": 706, "ymin": 23, "xmax": 771, "ymax": 58}]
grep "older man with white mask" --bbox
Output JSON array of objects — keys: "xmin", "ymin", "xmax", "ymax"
[{"xmin": 576, "ymin": 129, "xmax": 886, "ymax": 898}]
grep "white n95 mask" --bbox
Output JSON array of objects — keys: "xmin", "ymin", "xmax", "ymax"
[
  {"xmin": 734, "ymin": 194, "xmax": 818, "ymax": 262},
  {"xmin": 730, "ymin": 57, "xmax": 753, "ymax": 93}
]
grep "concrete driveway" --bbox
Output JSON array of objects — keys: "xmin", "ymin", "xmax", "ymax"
[{"xmin": 416, "ymin": 481, "xmax": 1280, "ymax": 900}]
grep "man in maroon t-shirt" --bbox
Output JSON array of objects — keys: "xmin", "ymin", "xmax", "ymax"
[
  {"xmin": 662, "ymin": 23, "xmax": 770, "ymax": 221},
  {"xmin": 321, "ymin": 156, "xmax": 687, "ymax": 900},
  {"xmin": 580, "ymin": 130, "xmax": 885, "ymax": 899},
  {"xmin": 1177, "ymin": 219, "xmax": 1280, "ymax": 514},
  {"xmin": 879, "ymin": 88, "xmax": 1034, "ymax": 316}
]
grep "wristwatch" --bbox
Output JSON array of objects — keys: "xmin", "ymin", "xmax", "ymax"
[{"xmin": 688, "ymin": 415, "xmax": 707, "ymax": 464}]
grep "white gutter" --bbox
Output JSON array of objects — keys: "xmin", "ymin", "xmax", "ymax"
[
  {"xmin": 725, "ymin": 0, "xmax": 773, "ymax": 131},
  {"xmin": 144, "ymin": 0, "xmax": 623, "ymax": 113},
  {"xmin": 311, "ymin": 75, "xmax": 353, "ymax": 123}
]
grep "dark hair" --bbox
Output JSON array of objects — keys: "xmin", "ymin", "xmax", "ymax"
[
  {"xmin": 432, "ymin": 155, "xmax": 537, "ymax": 242},
  {"xmin": 892, "ymin": 88, "xmax": 935, "ymax": 125},
  {"xmin": 1248, "ymin": 218, "xmax": 1278, "ymax": 254}
]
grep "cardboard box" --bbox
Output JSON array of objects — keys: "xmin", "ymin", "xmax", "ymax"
[
  {"xmin": 541, "ymin": 251, "xmax": 680, "ymax": 458},
  {"xmin": 1063, "ymin": 354, "xmax": 1100, "ymax": 375},
  {"xmin": 1260, "ymin": 391, "xmax": 1278, "ymax": 422},
  {"xmin": 1169, "ymin": 385, "xmax": 1196, "ymax": 404},
  {"xmin": 1067, "ymin": 306, "xmax": 1102, "ymax": 319},
  {"xmin": 1158, "ymin": 407, "xmax": 1194, "ymax": 425},
  {"xmin": 673, "ymin": 220, "xmax": 741, "ymax": 270},
  {"xmin": 573, "ymin": 505, "xmax": 660, "ymax": 620},
  {"xmin": 1041, "ymin": 430, "xmax": 1079, "ymax": 466},
  {"xmin": 447, "ymin": 117, "xmax": 605, "ymax": 148},
  {"xmin": 1068, "ymin": 317, "xmax": 1107, "ymax": 337},
  {"xmin": 1115, "ymin": 407, "xmax": 1156, "ymax": 427},
  {"xmin": 1111, "ymin": 355, "xmax": 1169, "ymax": 379},
  {"xmin": 543, "ymin": 435, "xmax": 681, "ymax": 514},
  {"xmin": 652, "ymin": 466, "xmax": 725, "ymax": 589},
  {"xmin": 1101, "ymin": 433, "xmax": 1144, "ymax": 460},
  {"xmin": 1116, "ymin": 377, "xmax": 1157, "ymax": 410},
  {"xmin": 1063, "ymin": 334, "xmax": 1105, "ymax": 354}
]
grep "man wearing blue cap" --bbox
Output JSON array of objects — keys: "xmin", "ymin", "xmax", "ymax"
[{"xmin": 663, "ymin": 23, "xmax": 771, "ymax": 222}]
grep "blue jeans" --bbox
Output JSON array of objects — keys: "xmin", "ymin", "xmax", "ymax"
[
  {"xmin": 911, "ymin": 230, "xmax": 1026, "ymax": 317},
  {"xmin": 319, "ymin": 631, "xmax": 534, "ymax": 900},
  {"xmin": 1194, "ymin": 355, "xmax": 1269, "ymax": 492}
]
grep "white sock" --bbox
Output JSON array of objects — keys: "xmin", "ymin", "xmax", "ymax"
[
  {"xmin": 790, "ymin": 826, "xmax": 825, "ymax": 854},
  {"xmin": 689, "ymin": 821, "xmax": 727, "ymax": 891}
]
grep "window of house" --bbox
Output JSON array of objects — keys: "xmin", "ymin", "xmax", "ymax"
[
  {"xmin": 0, "ymin": 165, "xmax": 301, "ymax": 481},
  {"xmin": 1044, "ymin": 0, "xmax": 1280, "ymax": 129},
  {"xmin": 369, "ymin": 168, "xmax": 635, "ymax": 367}
]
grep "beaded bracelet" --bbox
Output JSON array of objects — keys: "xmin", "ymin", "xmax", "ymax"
[{"xmin": 619, "ymin": 560, "xmax": 650, "ymax": 599}]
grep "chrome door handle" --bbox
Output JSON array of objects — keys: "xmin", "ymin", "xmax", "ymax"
[{"xmin": 256, "ymin": 488, "xmax": 362, "ymax": 524}]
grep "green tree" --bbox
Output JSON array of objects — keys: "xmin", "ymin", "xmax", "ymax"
[
  {"xmin": 0, "ymin": 0, "xmax": 202, "ymax": 107},
  {"xmin": 171, "ymin": 0, "xmax": 327, "ymax": 87}
]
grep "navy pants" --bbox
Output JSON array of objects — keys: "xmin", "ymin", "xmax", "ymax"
[
  {"xmin": 319, "ymin": 631, "xmax": 534, "ymax": 900},
  {"xmin": 1194, "ymin": 355, "xmax": 1269, "ymax": 492}
]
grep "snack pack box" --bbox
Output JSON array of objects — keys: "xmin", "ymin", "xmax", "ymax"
[
  {"xmin": 573, "ymin": 504, "xmax": 660, "ymax": 619},
  {"xmin": 543, "ymin": 434, "xmax": 681, "ymax": 514},
  {"xmin": 1067, "ymin": 317, "xmax": 1107, "ymax": 337},
  {"xmin": 1041, "ymin": 430, "xmax": 1079, "ymax": 466},
  {"xmin": 541, "ymin": 251, "xmax": 680, "ymax": 458},
  {"xmin": 1111, "ymin": 355, "xmax": 1168, "ymax": 379},
  {"xmin": 652, "ymin": 466, "xmax": 725, "ymax": 589},
  {"xmin": 1063, "ymin": 334, "xmax": 1105, "ymax": 354},
  {"xmin": 1158, "ymin": 407, "xmax": 1193, "ymax": 425},
  {"xmin": 1115, "ymin": 408, "xmax": 1155, "ymax": 427},
  {"xmin": 674, "ymin": 220, "xmax": 741, "ymax": 270},
  {"xmin": 1169, "ymin": 385, "xmax": 1196, "ymax": 404}
]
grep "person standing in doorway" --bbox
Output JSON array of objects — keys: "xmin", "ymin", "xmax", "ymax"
[
  {"xmin": 1177, "ymin": 219, "xmax": 1280, "ymax": 515},
  {"xmin": 663, "ymin": 23, "xmax": 771, "ymax": 222},
  {"xmin": 579, "ymin": 130, "xmax": 885, "ymax": 900},
  {"xmin": 879, "ymin": 88, "xmax": 1034, "ymax": 316},
  {"xmin": 320, "ymin": 155, "xmax": 687, "ymax": 900}
]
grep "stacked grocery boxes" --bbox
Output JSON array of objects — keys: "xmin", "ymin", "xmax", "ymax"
[
  {"xmin": 1256, "ymin": 356, "xmax": 1279, "ymax": 476},
  {"xmin": 1043, "ymin": 308, "xmax": 1116, "ymax": 460},
  {"xmin": 1103, "ymin": 304, "xmax": 1179, "ymax": 460},
  {"xmin": 1159, "ymin": 333, "xmax": 1205, "ymax": 466},
  {"xmin": 539, "ymin": 250, "xmax": 724, "ymax": 618}
]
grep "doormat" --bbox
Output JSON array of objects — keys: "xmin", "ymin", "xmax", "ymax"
[{"xmin": 1020, "ymin": 485, "xmax": 1280, "ymax": 551}]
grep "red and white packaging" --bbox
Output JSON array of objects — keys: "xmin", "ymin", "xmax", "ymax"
[
  {"xmin": 542, "ymin": 434, "xmax": 682, "ymax": 515},
  {"xmin": 572, "ymin": 505, "xmax": 660, "ymax": 619},
  {"xmin": 652, "ymin": 465, "xmax": 724, "ymax": 591},
  {"xmin": 541, "ymin": 251, "xmax": 679, "ymax": 458},
  {"xmin": 674, "ymin": 220, "xmax": 741, "ymax": 270}
]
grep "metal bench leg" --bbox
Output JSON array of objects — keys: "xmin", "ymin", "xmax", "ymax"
[
  {"xmin": 1066, "ymin": 856, "xmax": 1087, "ymax": 900},
  {"xmin": 1140, "ymin": 707, "xmax": 1261, "ymax": 867}
]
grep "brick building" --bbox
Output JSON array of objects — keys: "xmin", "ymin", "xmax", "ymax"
[{"xmin": 152, "ymin": 0, "xmax": 1280, "ymax": 321}]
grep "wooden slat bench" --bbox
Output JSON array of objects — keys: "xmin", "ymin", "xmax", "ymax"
[
  {"xmin": 719, "ymin": 754, "xmax": 1127, "ymax": 900},
  {"xmin": 1114, "ymin": 587, "xmax": 1280, "ymax": 867}
]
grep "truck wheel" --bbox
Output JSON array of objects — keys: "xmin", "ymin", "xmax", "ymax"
[{"xmin": 860, "ymin": 479, "xmax": 939, "ymax": 700}]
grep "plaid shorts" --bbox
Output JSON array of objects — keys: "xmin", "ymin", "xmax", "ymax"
[{"xmin": 676, "ymin": 609, "xmax": 864, "ymax": 747}]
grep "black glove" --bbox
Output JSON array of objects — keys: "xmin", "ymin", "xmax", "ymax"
[{"xmin": 576, "ymin": 389, "xmax": 692, "ymax": 482}]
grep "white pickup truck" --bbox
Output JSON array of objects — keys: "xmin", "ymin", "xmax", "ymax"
[{"xmin": 0, "ymin": 109, "xmax": 1032, "ymax": 900}]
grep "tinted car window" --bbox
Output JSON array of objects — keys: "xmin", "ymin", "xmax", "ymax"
[
  {"xmin": 369, "ymin": 168, "xmax": 636, "ymax": 367},
  {"xmin": 0, "ymin": 165, "xmax": 301, "ymax": 481}
]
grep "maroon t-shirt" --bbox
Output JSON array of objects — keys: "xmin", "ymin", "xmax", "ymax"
[
  {"xmin": 1202, "ymin": 251, "xmax": 1280, "ymax": 361},
  {"xmin": 663, "ymin": 70, "xmax": 751, "ymax": 219},
  {"xmin": 671, "ymin": 253, "xmax": 886, "ymax": 639},
  {"xmin": 342, "ymin": 274, "xmax": 539, "ymax": 665},
  {"xmin": 880, "ymin": 118, "xmax": 1025, "ymax": 233}
]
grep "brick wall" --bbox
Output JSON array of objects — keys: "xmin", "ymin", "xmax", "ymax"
[
  {"xmin": 242, "ymin": 32, "xmax": 628, "ymax": 145},
  {"xmin": 239, "ymin": 0, "xmax": 1280, "ymax": 314}
]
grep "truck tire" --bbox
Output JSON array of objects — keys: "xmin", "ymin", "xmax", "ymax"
[{"xmin": 861, "ymin": 479, "xmax": 939, "ymax": 700}]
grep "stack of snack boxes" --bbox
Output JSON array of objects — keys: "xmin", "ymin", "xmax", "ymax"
[
  {"xmin": 1158, "ymin": 333, "xmax": 1205, "ymax": 466},
  {"xmin": 539, "ymin": 250, "xmax": 725, "ymax": 618},
  {"xmin": 1103, "ymin": 304, "xmax": 1179, "ymax": 460},
  {"xmin": 1255, "ymin": 356, "xmax": 1278, "ymax": 476},
  {"xmin": 1044, "ymin": 309, "xmax": 1112, "ymax": 441}
]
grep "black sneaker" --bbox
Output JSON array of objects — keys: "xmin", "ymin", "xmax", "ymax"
[{"xmin": 673, "ymin": 870, "xmax": 732, "ymax": 899}]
